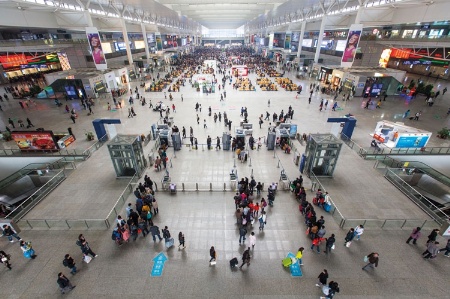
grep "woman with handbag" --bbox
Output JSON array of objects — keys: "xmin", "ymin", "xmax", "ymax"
[{"xmin": 19, "ymin": 240, "xmax": 37, "ymax": 259}]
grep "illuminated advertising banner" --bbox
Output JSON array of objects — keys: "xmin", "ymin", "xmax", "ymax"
[
  {"xmin": 341, "ymin": 24, "xmax": 363, "ymax": 67},
  {"xmin": 86, "ymin": 27, "xmax": 107, "ymax": 70},
  {"xmin": 101, "ymin": 42, "xmax": 112, "ymax": 54},
  {"xmin": 284, "ymin": 32, "xmax": 291, "ymax": 49},
  {"xmin": 155, "ymin": 32, "xmax": 163, "ymax": 50},
  {"xmin": 396, "ymin": 136, "xmax": 429, "ymax": 148},
  {"xmin": 11, "ymin": 131, "xmax": 59, "ymax": 151},
  {"xmin": 335, "ymin": 40, "xmax": 347, "ymax": 51},
  {"xmin": 302, "ymin": 39, "xmax": 312, "ymax": 47},
  {"xmin": 378, "ymin": 49, "xmax": 392, "ymax": 68},
  {"xmin": 57, "ymin": 52, "xmax": 71, "ymax": 71}
]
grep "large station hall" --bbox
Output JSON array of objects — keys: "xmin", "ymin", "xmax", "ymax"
[{"xmin": 0, "ymin": 0, "xmax": 449, "ymax": 298}]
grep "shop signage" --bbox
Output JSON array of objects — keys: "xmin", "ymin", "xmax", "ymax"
[
  {"xmin": 373, "ymin": 134, "xmax": 385, "ymax": 143},
  {"xmin": 11, "ymin": 131, "xmax": 59, "ymax": 151}
]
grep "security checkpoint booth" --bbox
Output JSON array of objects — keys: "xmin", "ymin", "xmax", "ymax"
[{"xmin": 304, "ymin": 134, "xmax": 343, "ymax": 177}]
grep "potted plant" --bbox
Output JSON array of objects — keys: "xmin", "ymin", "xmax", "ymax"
[
  {"xmin": 85, "ymin": 131, "xmax": 94, "ymax": 141},
  {"xmin": 437, "ymin": 127, "xmax": 449, "ymax": 139}
]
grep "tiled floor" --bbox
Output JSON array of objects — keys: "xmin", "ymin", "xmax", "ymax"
[{"xmin": 0, "ymin": 61, "xmax": 449, "ymax": 297}]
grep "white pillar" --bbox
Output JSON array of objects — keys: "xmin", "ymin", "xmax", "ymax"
[
  {"xmin": 84, "ymin": 10, "xmax": 93, "ymax": 27},
  {"xmin": 354, "ymin": 6, "xmax": 364, "ymax": 25},
  {"xmin": 141, "ymin": 23, "xmax": 150, "ymax": 60},
  {"xmin": 314, "ymin": 16, "xmax": 327, "ymax": 63},
  {"xmin": 296, "ymin": 21, "xmax": 306, "ymax": 59},
  {"xmin": 121, "ymin": 18, "xmax": 133, "ymax": 65}
]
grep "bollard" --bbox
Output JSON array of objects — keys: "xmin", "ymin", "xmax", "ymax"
[
  {"xmin": 251, "ymin": 169, "xmax": 253, "ymax": 176},
  {"xmin": 249, "ymin": 158, "xmax": 252, "ymax": 167},
  {"xmin": 170, "ymin": 160, "xmax": 173, "ymax": 168},
  {"xmin": 196, "ymin": 183, "xmax": 199, "ymax": 191},
  {"xmin": 277, "ymin": 159, "xmax": 280, "ymax": 168},
  {"xmin": 234, "ymin": 158, "xmax": 236, "ymax": 167},
  {"xmin": 273, "ymin": 150, "xmax": 276, "ymax": 158},
  {"xmin": 223, "ymin": 183, "xmax": 226, "ymax": 191},
  {"xmin": 210, "ymin": 182, "xmax": 212, "ymax": 191},
  {"xmin": 182, "ymin": 183, "xmax": 185, "ymax": 191},
  {"xmin": 202, "ymin": 144, "xmax": 205, "ymax": 151}
]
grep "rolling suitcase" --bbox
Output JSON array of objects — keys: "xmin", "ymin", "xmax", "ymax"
[
  {"xmin": 282, "ymin": 257, "xmax": 293, "ymax": 267},
  {"xmin": 165, "ymin": 237, "xmax": 174, "ymax": 248},
  {"xmin": 230, "ymin": 257, "xmax": 238, "ymax": 268}
]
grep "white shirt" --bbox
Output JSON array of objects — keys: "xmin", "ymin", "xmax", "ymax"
[{"xmin": 249, "ymin": 235, "xmax": 256, "ymax": 246}]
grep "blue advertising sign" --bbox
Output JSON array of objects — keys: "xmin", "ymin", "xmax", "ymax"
[
  {"xmin": 151, "ymin": 252, "xmax": 168, "ymax": 277},
  {"xmin": 396, "ymin": 136, "xmax": 429, "ymax": 148},
  {"xmin": 289, "ymin": 124, "xmax": 298, "ymax": 138},
  {"xmin": 286, "ymin": 252, "xmax": 302, "ymax": 277}
]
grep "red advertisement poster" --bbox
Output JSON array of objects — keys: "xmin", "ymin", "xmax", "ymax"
[{"xmin": 11, "ymin": 131, "xmax": 59, "ymax": 151}]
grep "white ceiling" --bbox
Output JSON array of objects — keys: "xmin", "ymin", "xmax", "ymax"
[{"xmin": 156, "ymin": 0, "xmax": 292, "ymax": 29}]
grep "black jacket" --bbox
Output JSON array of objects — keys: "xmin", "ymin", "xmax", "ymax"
[
  {"xmin": 64, "ymin": 257, "xmax": 75, "ymax": 268},
  {"xmin": 326, "ymin": 236, "xmax": 335, "ymax": 247},
  {"xmin": 57, "ymin": 275, "xmax": 70, "ymax": 288},
  {"xmin": 318, "ymin": 272, "xmax": 328, "ymax": 285}
]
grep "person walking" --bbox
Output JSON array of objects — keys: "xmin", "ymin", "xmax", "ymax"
[
  {"xmin": 311, "ymin": 236, "xmax": 324, "ymax": 254},
  {"xmin": 150, "ymin": 224, "xmax": 163, "ymax": 242},
  {"xmin": 26, "ymin": 118, "xmax": 34, "ymax": 128},
  {"xmin": 354, "ymin": 225, "xmax": 364, "ymax": 241},
  {"xmin": 76, "ymin": 234, "xmax": 97, "ymax": 258},
  {"xmin": 406, "ymin": 227, "xmax": 421, "ymax": 245},
  {"xmin": 324, "ymin": 234, "xmax": 336, "ymax": 254},
  {"xmin": 20, "ymin": 240, "xmax": 37, "ymax": 259},
  {"xmin": 8, "ymin": 117, "xmax": 15, "ymax": 128},
  {"xmin": 321, "ymin": 281, "xmax": 340, "ymax": 299},
  {"xmin": 0, "ymin": 250, "xmax": 12, "ymax": 270},
  {"xmin": 403, "ymin": 109, "xmax": 410, "ymax": 119},
  {"xmin": 249, "ymin": 232, "xmax": 256, "ymax": 250},
  {"xmin": 2, "ymin": 224, "xmax": 22, "ymax": 242},
  {"xmin": 362, "ymin": 252, "xmax": 379, "ymax": 270},
  {"xmin": 216, "ymin": 136, "xmax": 221, "ymax": 150},
  {"xmin": 439, "ymin": 239, "xmax": 450, "ymax": 257},
  {"xmin": 63, "ymin": 254, "xmax": 77, "ymax": 274},
  {"xmin": 203, "ymin": 119, "xmax": 207, "ymax": 129},
  {"xmin": 426, "ymin": 229, "xmax": 439, "ymax": 244},
  {"xmin": 258, "ymin": 211, "xmax": 267, "ymax": 231},
  {"xmin": 57, "ymin": 272, "xmax": 76, "ymax": 294},
  {"xmin": 162, "ymin": 226, "xmax": 171, "ymax": 241},
  {"xmin": 296, "ymin": 247, "xmax": 304, "ymax": 266},
  {"xmin": 413, "ymin": 111, "xmax": 421, "ymax": 121},
  {"xmin": 239, "ymin": 247, "xmax": 251, "ymax": 269},
  {"xmin": 316, "ymin": 269, "xmax": 328, "ymax": 287},
  {"xmin": 423, "ymin": 242, "xmax": 440, "ymax": 259},
  {"xmin": 239, "ymin": 226, "xmax": 247, "ymax": 244},
  {"xmin": 209, "ymin": 246, "xmax": 216, "ymax": 263},
  {"xmin": 70, "ymin": 114, "xmax": 76, "ymax": 123},
  {"xmin": 178, "ymin": 232, "xmax": 185, "ymax": 250},
  {"xmin": 344, "ymin": 228, "xmax": 355, "ymax": 247}
]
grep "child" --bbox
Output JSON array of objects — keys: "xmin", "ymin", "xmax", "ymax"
[
  {"xmin": 249, "ymin": 232, "xmax": 256, "ymax": 250},
  {"xmin": 107, "ymin": 103, "xmax": 111, "ymax": 110}
]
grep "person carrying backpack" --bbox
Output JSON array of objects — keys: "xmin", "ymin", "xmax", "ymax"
[
  {"xmin": 239, "ymin": 247, "xmax": 251, "ymax": 269},
  {"xmin": 162, "ymin": 226, "xmax": 171, "ymax": 240},
  {"xmin": 63, "ymin": 254, "xmax": 77, "ymax": 274}
]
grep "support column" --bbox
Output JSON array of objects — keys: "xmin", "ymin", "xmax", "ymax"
[
  {"xmin": 120, "ymin": 18, "xmax": 133, "ymax": 65},
  {"xmin": 354, "ymin": 6, "xmax": 364, "ymax": 25},
  {"xmin": 141, "ymin": 23, "xmax": 150, "ymax": 60},
  {"xmin": 84, "ymin": 10, "xmax": 93, "ymax": 27},
  {"xmin": 296, "ymin": 21, "xmax": 306, "ymax": 59},
  {"xmin": 314, "ymin": 16, "xmax": 327, "ymax": 63}
]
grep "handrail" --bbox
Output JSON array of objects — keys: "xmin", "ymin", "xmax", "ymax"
[
  {"xmin": 6, "ymin": 169, "xmax": 66, "ymax": 221},
  {"xmin": 82, "ymin": 134, "xmax": 108, "ymax": 157},
  {"xmin": 384, "ymin": 168, "xmax": 447, "ymax": 225},
  {"xmin": 104, "ymin": 174, "xmax": 138, "ymax": 227}
]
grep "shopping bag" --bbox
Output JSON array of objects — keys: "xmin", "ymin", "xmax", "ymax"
[
  {"xmin": 84, "ymin": 255, "xmax": 92, "ymax": 264},
  {"xmin": 165, "ymin": 237, "xmax": 174, "ymax": 248},
  {"xmin": 363, "ymin": 256, "xmax": 368, "ymax": 262},
  {"xmin": 324, "ymin": 203, "xmax": 331, "ymax": 212},
  {"xmin": 210, "ymin": 261, "xmax": 217, "ymax": 266},
  {"xmin": 345, "ymin": 241, "xmax": 352, "ymax": 247},
  {"xmin": 331, "ymin": 244, "xmax": 335, "ymax": 250}
]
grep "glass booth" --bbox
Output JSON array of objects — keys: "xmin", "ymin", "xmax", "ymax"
[{"xmin": 107, "ymin": 135, "xmax": 146, "ymax": 177}]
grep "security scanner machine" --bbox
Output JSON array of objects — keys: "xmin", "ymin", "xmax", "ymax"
[
  {"xmin": 235, "ymin": 128, "xmax": 246, "ymax": 150},
  {"xmin": 152, "ymin": 124, "xmax": 172, "ymax": 147},
  {"xmin": 304, "ymin": 134, "xmax": 343, "ymax": 177},
  {"xmin": 242, "ymin": 123, "xmax": 253, "ymax": 135},
  {"xmin": 107, "ymin": 135, "xmax": 146, "ymax": 177},
  {"xmin": 171, "ymin": 132, "xmax": 182, "ymax": 150},
  {"xmin": 222, "ymin": 132, "xmax": 231, "ymax": 150},
  {"xmin": 275, "ymin": 128, "xmax": 290, "ymax": 148},
  {"xmin": 267, "ymin": 132, "xmax": 276, "ymax": 150}
]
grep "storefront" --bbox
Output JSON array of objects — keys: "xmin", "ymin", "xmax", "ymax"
[
  {"xmin": 319, "ymin": 66, "xmax": 334, "ymax": 84},
  {"xmin": 0, "ymin": 53, "xmax": 63, "ymax": 79},
  {"xmin": 231, "ymin": 65, "xmax": 249, "ymax": 77},
  {"xmin": 114, "ymin": 67, "xmax": 129, "ymax": 85},
  {"xmin": 371, "ymin": 120, "xmax": 431, "ymax": 149}
]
